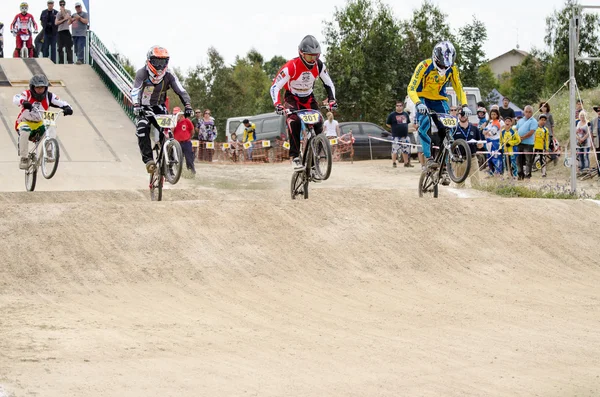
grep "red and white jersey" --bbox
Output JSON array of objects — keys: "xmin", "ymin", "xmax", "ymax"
[
  {"xmin": 10, "ymin": 13, "xmax": 38, "ymax": 33},
  {"xmin": 270, "ymin": 58, "xmax": 336, "ymax": 105},
  {"xmin": 13, "ymin": 90, "xmax": 70, "ymax": 130}
]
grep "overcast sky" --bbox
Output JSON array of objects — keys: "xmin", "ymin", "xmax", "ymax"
[{"xmin": 2, "ymin": 0, "xmax": 594, "ymax": 73}]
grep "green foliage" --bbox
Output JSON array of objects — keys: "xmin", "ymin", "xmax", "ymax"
[
  {"xmin": 263, "ymin": 55, "xmax": 287, "ymax": 80},
  {"xmin": 113, "ymin": 53, "xmax": 136, "ymax": 78},
  {"xmin": 477, "ymin": 63, "xmax": 498, "ymax": 103},
  {"xmin": 509, "ymin": 55, "xmax": 546, "ymax": 108},
  {"xmin": 476, "ymin": 181, "xmax": 580, "ymax": 199},
  {"xmin": 457, "ymin": 16, "xmax": 487, "ymax": 87},
  {"xmin": 323, "ymin": 0, "xmax": 403, "ymax": 122}
]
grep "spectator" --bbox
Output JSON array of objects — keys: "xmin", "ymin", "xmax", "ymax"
[
  {"xmin": 476, "ymin": 106, "xmax": 488, "ymax": 169},
  {"xmin": 242, "ymin": 118, "xmax": 256, "ymax": 161},
  {"xmin": 386, "ymin": 101, "xmax": 412, "ymax": 168},
  {"xmin": 40, "ymin": 0, "xmax": 58, "ymax": 63},
  {"xmin": 591, "ymin": 106, "xmax": 600, "ymax": 170},
  {"xmin": 484, "ymin": 108, "xmax": 503, "ymax": 175},
  {"xmin": 324, "ymin": 111, "xmax": 340, "ymax": 138},
  {"xmin": 228, "ymin": 132, "xmax": 242, "ymax": 162},
  {"xmin": 500, "ymin": 116, "xmax": 520, "ymax": 178},
  {"xmin": 198, "ymin": 109, "xmax": 216, "ymax": 162},
  {"xmin": 576, "ymin": 99, "xmax": 583, "ymax": 123},
  {"xmin": 454, "ymin": 109, "xmax": 483, "ymax": 187},
  {"xmin": 533, "ymin": 114, "xmax": 550, "ymax": 177},
  {"xmin": 172, "ymin": 107, "xmax": 196, "ymax": 175},
  {"xmin": 0, "ymin": 22, "xmax": 4, "ymax": 58},
  {"xmin": 55, "ymin": 0, "xmax": 73, "ymax": 64},
  {"xmin": 412, "ymin": 118, "xmax": 425, "ymax": 170},
  {"xmin": 190, "ymin": 109, "xmax": 202, "ymax": 158},
  {"xmin": 71, "ymin": 2, "xmax": 88, "ymax": 65},
  {"xmin": 449, "ymin": 106, "xmax": 458, "ymax": 117},
  {"xmin": 538, "ymin": 102, "xmax": 556, "ymax": 165},
  {"xmin": 576, "ymin": 110, "xmax": 591, "ymax": 172},
  {"xmin": 499, "ymin": 96, "xmax": 515, "ymax": 120},
  {"xmin": 516, "ymin": 105, "xmax": 538, "ymax": 180},
  {"xmin": 34, "ymin": 29, "xmax": 44, "ymax": 58}
]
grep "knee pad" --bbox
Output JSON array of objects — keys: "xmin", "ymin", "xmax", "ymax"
[{"xmin": 136, "ymin": 119, "xmax": 149, "ymax": 137}]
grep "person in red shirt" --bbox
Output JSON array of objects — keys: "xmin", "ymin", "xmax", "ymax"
[
  {"xmin": 10, "ymin": 2, "xmax": 38, "ymax": 58},
  {"xmin": 270, "ymin": 35, "xmax": 337, "ymax": 170},
  {"xmin": 172, "ymin": 106, "xmax": 196, "ymax": 174}
]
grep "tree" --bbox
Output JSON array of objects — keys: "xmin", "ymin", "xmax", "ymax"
[
  {"xmin": 509, "ymin": 55, "xmax": 546, "ymax": 107},
  {"xmin": 323, "ymin": 0, "xmax": 403, "ymax": 122},
  {"xmin": 544, "ymin": 0, "xmax": 600, "ymax": 89},
  {"xmin": 114, "ymin": 53, "xmax": 136, "ymax": 78},
  {"xmin": 477, "ymin": 63, "xmax": 498, "ymax": 104},
  {"xmin": 263, "ymin": 55, "xmax": 287, "ymax": 80},
  {"xmin": 457, "ymin": 16, "xmax": 487, "ymax": 87}
]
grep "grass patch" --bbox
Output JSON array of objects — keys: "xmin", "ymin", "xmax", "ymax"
[{"xmin": 475, "ymin": 179, "xmax": 590, "ymax": 199}]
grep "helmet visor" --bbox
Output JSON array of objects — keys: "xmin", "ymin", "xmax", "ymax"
[
  {"xmin": 302, "ymin": 53, "xmax": 320, "ymax": 63},
  {"xmin": 150, "ymin": 57, "xmax": 169, "ymax": 71}
]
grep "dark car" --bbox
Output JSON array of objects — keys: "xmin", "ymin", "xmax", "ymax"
[{"xmin": 338, "ymin": 122, "xmax": 417, "ymax": 160}]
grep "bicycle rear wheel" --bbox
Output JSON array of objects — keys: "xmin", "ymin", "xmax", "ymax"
[
  {"xmin": 312, "ymin": 134, "xmax": 332, "ymax": 180},
  {"xmin": 447, "ymin": 139, "xmax": 472, "ymax": 184},
  {"xmin": 25, "ymin": 156, "xmax": 37, "ymax": 192},
  {"xmin": 41, "ymin": 138, "xmax": 60, "ymax": 179},
  {"xmin": 418, "ymin": 170, "xmax": 438, "ymax": 198},
  {"xmin": 163, "ymin": 139, "xmax": 183, "ymax": 185}
]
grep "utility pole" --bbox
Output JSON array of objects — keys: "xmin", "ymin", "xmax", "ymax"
[{"xmin": 569, "ymin": 14, "xmax": 577, "ymax": 193}]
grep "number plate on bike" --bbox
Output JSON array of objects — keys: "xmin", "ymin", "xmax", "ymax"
[
  {"xmin": 42, "ymin": 111, "xmax": 58, "ymax": 126},
  {"xmin": 439, "ymin": 115, "xmax": 458, "ymax": 128},
  {"xmin": 298, "ymin": 111, "xmax": 321, "ymax": 124},
  {"xmin": 155, "ymin": 115, "xmax": 175, "ymax": 128}
]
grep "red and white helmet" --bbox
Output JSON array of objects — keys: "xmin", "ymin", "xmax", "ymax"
[
  {"xmin": 146, "ymin": 46, "xmax": 170, "ymax": 84},
  {"xmin": 20, "ymin": 2, "xmax": 29, "ymax": 13}
]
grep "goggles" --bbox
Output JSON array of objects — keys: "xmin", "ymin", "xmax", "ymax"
[
  {"xmin": 302, "ymin": 53, "xmax": 320, "ymax": 63},
  {"xmin": 150, "ymin": 57, "xmax": 169, "ymax": 70}
]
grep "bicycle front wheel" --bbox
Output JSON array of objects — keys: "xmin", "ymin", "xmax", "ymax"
[
  {"xmin": 291, "ymin": 170, "xmax": 308, "ymax": 200},
  {"xmin": 447, "ymin": 139, "xmax": 472, "ymax": 184},
  {"xmin": 41, "ymin": 138, "xmax": 60, "ymax": 179},
  {"xmin": 150, "ymin": 167, "xmax": 163, "ymax": 201},
  {"xmin": 312, "ymin": 134, "xmax": 332, "ymax": 180},
  {"xmin": 418, "ymin": 170, "xmax": 438, "ymax": 198},
  {"xmin": 25, "ymin": 156, "xmax": 37, "ymax": 192},
  {"xmin": 163, "ymin": 139, "xmax": 183, "ymax": 185}
]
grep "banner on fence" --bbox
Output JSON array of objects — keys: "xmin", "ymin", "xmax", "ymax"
[
  {"xmin": 330, "ymin": 138, "xmax": 338, "ymax": 146},
  {"xmin": 223, "ymin": 143, "xmax": 230, "ymax": 149},
  {"xmin": 192, "ymin": 140, "xmax": 199, "ymax": 148},
  {"xmin": 206, "ymin": 142, "xmax": 214, "ymax": 150},
  {"xmin": 262, "ymin": 141, "xmax": 271, "ymax": 148},
  {"xmin": 244, "ymin": 142, "xmax": 252, "ymax": 149},
  {"xmin": 283, "ymin": 141, "xmax": 290, "ymax": 150}
]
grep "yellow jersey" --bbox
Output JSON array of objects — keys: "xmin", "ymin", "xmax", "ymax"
[
  {"xmin": 243, "ymin": 123, "xmax": 256, "ymax": 143},
  {"xmin": 533, "ymin": 126, "xmax": 549, "ymax": 150},
  {"xmin": 501, "ymin": 127, "xmax": 521, "ymax": 154},
  {"xmin": 407, "ymin": 59, "xmax": 467, "ymax": 105}
]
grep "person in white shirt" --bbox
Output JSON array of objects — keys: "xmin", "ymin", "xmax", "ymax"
[{"xmin": 323, "ymin": 111, "xmax": 340, "ymax": 138}]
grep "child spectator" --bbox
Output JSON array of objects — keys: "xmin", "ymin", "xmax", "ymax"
[
  {"xmin": 500, "ymin": 116, "xmax": 520, "ymax": 178},
  {"xmin": 172, "ymin": 107, "xmax": 196, "ymax": 175},
  {"xmin": 198, "ymin": 109, "xmax": 216, "ymax": 162},
  {"xmin": 484, "ymin": 108, "xmax": 502, "ymax": 175},
  {"xmin": 242, "ymin": 119, "xmax": 256, "ymax": 161},
  {"xmin": 576, "ymin": 110, "xmax": 591, "ymax": 172},
  {"xmin": 533, "ymin": 114, "xmax": 550, "ymax": 177}
]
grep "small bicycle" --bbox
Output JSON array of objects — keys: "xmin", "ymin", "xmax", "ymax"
[
  {"xmin": 290, "ymin": 108, "xmax": 332, "ymax": 200},
  {"xmin": 418, "ymin": 111, "xmax": 472, "ymax": 198},
  {"xmin": 24, "ymin": 110, "xmax": 62, "ymax": 191},
  {"xmin": 142, "ymin": 110, "xmax": 183, "ymax": 201}
]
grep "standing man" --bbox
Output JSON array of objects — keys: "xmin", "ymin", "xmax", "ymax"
[
  {"xmin": 40, "ymin": 0, "xmax": 58, "ymax": 63},
  {"xmin": 516, "ymin": 105, "xmax": 538, "ymax": 180},
  {"xmin": 55, "ymin": 0, "xmax": 73, "ymax": 64},
  {"xmin": 499, "ymin": 97, "xmax": 515, "ymax": 120},
  {"xmin": 386, "ymin": 100, "xmax": 413, "ymax": 168},
  {"xmin": 454, "ymin": 109, "xmax": 483, "ymax": 187},
  {"xmin": 172, "ymin": 107, "xmax": 196, "ymax": 175},
  {"xmin": 70, "ymin": 2, "xmax": 88, "ymax": 65},
  {"xmin": 242, "ymin": 119, "xmax": 256, "ymax": 161}
]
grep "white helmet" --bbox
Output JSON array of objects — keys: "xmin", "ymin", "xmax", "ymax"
[{"xmin": 432, "ymin": 41, "xmax": 456, "ymax": 75}]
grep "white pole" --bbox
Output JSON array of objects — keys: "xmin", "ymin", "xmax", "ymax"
[{"xmin": 569, "ymin": 15, "xmax": 578, "ymax": 193}]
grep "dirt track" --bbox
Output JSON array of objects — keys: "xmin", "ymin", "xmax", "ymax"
[{"xmin": 1, "ymin": 161, "xmax": 599, "ymax": 397}]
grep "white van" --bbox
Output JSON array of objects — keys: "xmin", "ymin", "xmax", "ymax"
[
  {"xmin": 226, "ymin": 112, "xmax": 286, "ymax": 142},
  {"xmin": 404, "ymin": 86, "xmax": 482, "ymax": 125}
]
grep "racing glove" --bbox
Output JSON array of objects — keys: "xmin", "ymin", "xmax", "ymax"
[
  {"xmin": 133, "ymin": 106, "xmax": 144, "ymax": 118},
  {"xmin": 22, "ymin": 101, "xmax": 32, "ymax": 110},
  {"xmin": 62, "ymin": 106, "xmax": 73, "ymax": 116},
  {"xmin": 416, "ymin": 102, "xmax": 428, "ymax": 115},
  {"xmin": 328, "ymin": 100, "xmax": 338, "ymax": 111},
  {"xmin": 275, "ymin": 104, "xmax": 285, "ymax": 115},
  {"xmin": 461, "ymin": 106, "xmax": 472, "ymax": 117},
  {"xmin": 184, "ymin": 104, "xmax": 193, "ymax": 119}
]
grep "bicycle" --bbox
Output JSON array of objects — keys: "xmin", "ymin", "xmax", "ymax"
[
  {"xmin": 23, "ymin": 110, "xmax": 62, "ymax": 191},
  {"xmin": 143, "ymin": 110, "xmax": 183, "ymax": 201},
  {"xmin": 418, "ymin": 110, "xmax": 472, "ymax": 198},
  {"xmin": 290, "ymin": 107, "xmax": 333, "ymax": 200}
]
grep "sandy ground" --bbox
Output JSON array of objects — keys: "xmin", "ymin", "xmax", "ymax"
[{"xmin": 1, "ymin": 159, "xmax": 600, "ymax": 397}]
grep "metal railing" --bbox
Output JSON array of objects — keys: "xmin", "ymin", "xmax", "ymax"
[{"xmin": 88, "ymin": 31, "xmax": 135, "ymax": 122}]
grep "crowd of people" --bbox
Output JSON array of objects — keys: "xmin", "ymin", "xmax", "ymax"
[
  {"xmin": 0, "ymin": 1, "xmax": 88, "ymax": 64},
  {"xmin": 385, "ymin": 97, "xmax": 599, "ymax": 180}
]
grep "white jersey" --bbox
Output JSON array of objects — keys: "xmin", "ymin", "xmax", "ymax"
[{"xmin": 323, "ymin": 120, "xmax": 339, "ymax": 137}]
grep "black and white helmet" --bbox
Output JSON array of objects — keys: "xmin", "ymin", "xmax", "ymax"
[
  {"xmin": 29, "ymin": 74, "xmax": 49, "ymax": 101},
  {"xmin": 432, "ymin": 41, "xmax": 456, "ymax": 75},
  {"xmin": 298, "ymin": 35, "xmax": 321, "ymax": 68}
]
